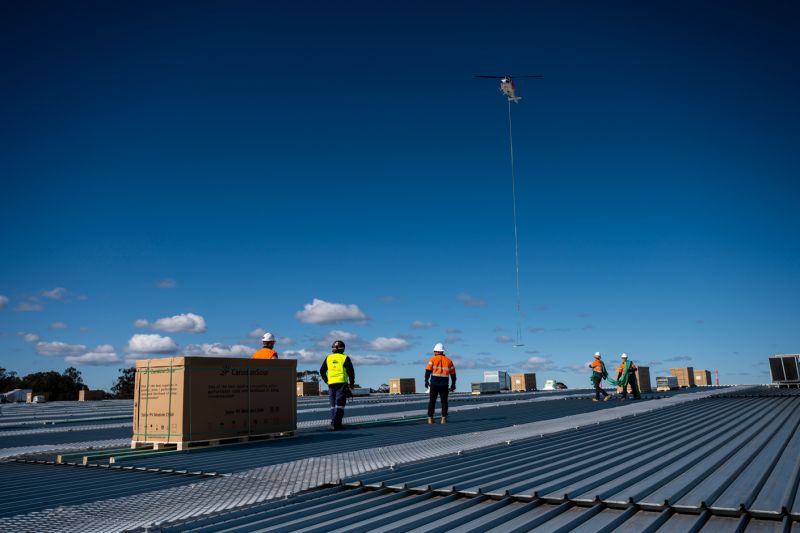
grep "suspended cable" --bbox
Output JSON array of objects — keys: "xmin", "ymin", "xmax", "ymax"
[{"xmin": 507, "ymin": 99, "xmax": 524, "ymax": 347}]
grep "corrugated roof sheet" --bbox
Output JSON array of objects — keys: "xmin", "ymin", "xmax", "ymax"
[
  {"xmin": 342, "ymin": 393, "xmax": 800, "ymax": 519},
  {"xmin": 0, "ymin": 462, "xmax": 202, "ymax": 519},
  {"xmin": 152, "ymin": 485, "xmax": 797, "ymax": 533},
  {"xmin": 5, "ymin": 386, "xmax": 794, "ymax": 532},
  {"xmin": 74, "ymin": 393, "xmax": 641, "ymax": 474}
]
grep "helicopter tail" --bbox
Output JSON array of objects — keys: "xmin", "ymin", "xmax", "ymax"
[{"xmin": 508, "ymin": 96, "xmax": 522, "ymax": 103}]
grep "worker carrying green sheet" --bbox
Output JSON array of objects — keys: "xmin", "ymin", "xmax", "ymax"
[
  {"xmin": 615, "ymin": 353, "xmax": 641, "ymax": 400},
  {"xmin": 588, "ymin": 352, "xmax": 611, "ymax": 402}
]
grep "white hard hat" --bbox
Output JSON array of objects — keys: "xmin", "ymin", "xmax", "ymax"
[
  {"xmin": 262, "ymin": 332, "xmax": 275, "ymax": 342},
  {"xmin": 621, "ymin": 353, "xmax": 628, "ymax": 359},
  {"xmin": 433, "ymin": 343, "xmax": 445, "ymax": 352},
  {"xmin": 594, "ymin": 352, "xmax": 601, "ymax": 359}
]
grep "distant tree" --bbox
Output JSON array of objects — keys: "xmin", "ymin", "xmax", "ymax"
[
  {"xmin": 111, "ymin": 367, "xmax": 136, "ymax": 399},
  {"xmin": 63, "ymin": 367, "xmax": 84, "ymax": 387},
  {"xmin": 297, "ymin": 370, "xmax": 320, "ymax": 383},
  {"xmin": 0, "ymin": 367, "xmax": 22, "ymax": 392},
  {"xmin": 372, "ymin": 383, "xmax": 390, "ymax": 393},
  {"xmin": 19, "ymin": 367, "xmax": 85, "ymax": 400}
]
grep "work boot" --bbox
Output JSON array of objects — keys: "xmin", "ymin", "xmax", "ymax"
[
  {"xmin": 603, "ymin": 395, "xmax": 611, "ymax": 401},
  {"xmin": 592, "ymin": 398, "xmax": 599, "ymax": 402},
  {"xmin": 440, "ymin": 416, "xmax": 447, "ymax": 424},
  {"xmin": 427, "ymin": 416, "xmax": 433, "ymax": 425}
]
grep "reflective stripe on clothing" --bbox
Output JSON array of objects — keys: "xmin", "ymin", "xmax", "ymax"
[
  {"xmin": 426, "ymin": 355, "xmax": 456, "ymax": 376},
  {"xmin": 325, "ymin": 353, "xmax": 350, "ymax": 384},
  {"xmin": 252, "ymin": 348, "xmax": 278, "ymax": 359}
]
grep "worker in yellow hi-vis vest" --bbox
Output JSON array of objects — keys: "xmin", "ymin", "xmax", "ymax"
[{"xmin": 320, "ymin": 340, "xmax": 355, "ymax": 430}]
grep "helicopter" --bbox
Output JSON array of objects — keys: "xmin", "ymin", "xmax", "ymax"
[{"xmin": 474, "ymin": 74, "xmax": 543, "ymax": 102}]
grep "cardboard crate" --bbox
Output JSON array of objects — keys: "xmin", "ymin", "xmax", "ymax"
[
  {"xmin": 296, "ymin": 381, "xmax": 320, "ymax": 396},
  {"xmin": 132, "ymin": 357, "xmax": 296, "ymax": 447},
  {"xmin": 389, "ymin": 378, "xmax": 416, "ymax": 394},
  {"xmin": 693, "ymin": 369, "xmax": 712, "ymax": 386},
  {"xmin": 669, "ymin": 367, "xmax": 695, "ymax": 388},
  {"xmin": 637, "ymin": 367, "xmax": 652, "ymax": 393},
  {"xmin": 79, "ymin": 389, "xmax": 106, "ymax": 401},
  {"xmin": 511, "ymin": 373, "xmax": 537, "ymax": 392}
]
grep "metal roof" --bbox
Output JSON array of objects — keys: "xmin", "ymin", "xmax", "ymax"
[
  {"xmin": 4, "ymin": 386, "xmax": 794, "ymax": 532},
  {"xmin": 341, "ymin": 393, "xmax": 800, "ymax": 519},
  {"xmin": 0, "ymin": 462, "xmax": 202, "ymax": 520},
  {"xmin": 68, "ymin": 392, "xmax": 644, "ymax": 474},
  {"xmin": 144, "ymin": 387, "xmax": 800, "ymax": 532},
  {"xmin": 151, "ymin": 485, "xmax": 796, "ymax": 533}
]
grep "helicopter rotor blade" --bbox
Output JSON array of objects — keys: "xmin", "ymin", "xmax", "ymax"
[
  {"xmin": 512, "ymin": 75, "xmax": 544, "ymax": 78},
  {"xmin": 474, "ymin": 75, "xmax": 505, "ymax": 79}
]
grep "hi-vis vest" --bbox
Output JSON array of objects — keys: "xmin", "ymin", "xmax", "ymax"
[
  {"xmin": 325, "ymin": 353, "xmax": 349, "ymax": 384},
  {"xmin": 252, "ymin": 348, "xmax": 277, "ymax": 359}
]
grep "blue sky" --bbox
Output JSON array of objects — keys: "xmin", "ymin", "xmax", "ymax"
[{"xmin": 1, "ymin": 0, "xmax": 798, "ymax": 390}]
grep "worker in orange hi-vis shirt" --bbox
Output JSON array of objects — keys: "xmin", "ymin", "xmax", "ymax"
[
  {"xmin": 616, "ymin": 353, "xmax": 641, "ymax": 400},
  {"xmin": 588, "ymin": 352, "xmax": 610, "ymax": 402},
  {"xmin": 252, "ymin": 332, "xmax": 278, "ymax": 359},
  {"xmin": 425, "ymin": 343, "xmax": 456, "ymax": 425}
]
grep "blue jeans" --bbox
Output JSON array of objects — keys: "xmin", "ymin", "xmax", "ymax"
[{"xmin": 328, "ymin": 383, "xmax": 348, "ymax": 428}]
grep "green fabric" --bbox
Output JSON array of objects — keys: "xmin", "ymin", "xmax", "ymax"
[{"xmin": 589, "ymin": 360, "xmax": 640, "ymax": 394}]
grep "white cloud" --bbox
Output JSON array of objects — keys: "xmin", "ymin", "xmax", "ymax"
[
  {"xmin": 380, "ymin": 296, "xmax": 399, "ymax": 303},
  {"xmin": 451, "ymin": 355, "xmax": 503, "ymax": 369},
  {"xmin": 496, "ymin": 335, "xmax": 513, "ymax": 344},
  {"xmin": 127, "ymin": 334, "xmax": 179, "ymax": 354},
  {"xmin": 278, "ymin": 337, "xmax": 296, "ymax": 345},
  {"xmin": 411, "ymin": 320, "xmax": 435, "ymax": 329},
  {"xmin": 283, "ymin": 349, "xmax": 327, "ymax": 364},
  {"xmin": 457, "ymin": 292, "xmax": 486, "ymax": 307},
  {"xmin": 157, "ymin": 279, "xmax": 177, "ymax": 289},
  {"xmin": 64, "ymin": 345, "xmax": 120, "ymax": 365},
  {"xmin": 351, "ymin": 355, "xmax": 396, "ymax": 365},
  {"xmin": 445, "ymin": 335, "xmax": 461, "ymax": 344},
  {"xmin": 295, "ymin": 298, "xmax": 368, "ymax": 324},
  {"xmin": 22, "ymin": 333, "xmax": 40, "ymax": 342},
  {"xmin": 316, "ymin": 330, "xmax": 359, "ymax": 347},
  {"xmin": 564, "ymin": 364, "xmax": 591, "ymax": 374},
  {"xmin": 520, "ymin": 356, "xmax": 557, "ymax": 371},
  {"xmin": 248, "ymin": 327, "xmax": 267, "ymax": 338},
  {"xmin": 446, "ymin": 328, "xmax": 462, "ymax": 334},
  {"xmin": 50, "ymin": 322, "xmax": 67, "ymax": 330},
  {"xmin": 66, "ymin": 352, "xmax": 121, "ymax": 365},
  {"xmin": 42, "ymin": 287, "xmax": 68, "ymax": 300},
  {"xmin": 183, "ymin": 343, "xmax": 252, "ymax": 357},
  {"xmin": 36, "ymin": 341, "xmax": 88, "ymax": 357},
  {"xmin": 367, "ymin": 337, "xmax": 410, "ymax": 352},
  {"xmin": 15, "ymin": 302, "xmax": 43, "ymax": 312},
  {"xmin": 137, "ymin": 313, "xmax": 207, "ymax": 333},
  {"xmin": 665, "ymin": 355, "xmax": 692, "ymax": 362},
  {"xmin": 0, "ymin": 295, "xmax": 8, "ymax": 309}
]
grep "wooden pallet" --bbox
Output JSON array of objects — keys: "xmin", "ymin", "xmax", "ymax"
[{"xmin": 131, "ymin": 430, "xmax": 297, "ymax": 451}]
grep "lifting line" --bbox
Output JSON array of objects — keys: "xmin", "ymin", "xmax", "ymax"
[{"xmin": 507, "ymin": 99, "xmax": 524, "ymax": 347}]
